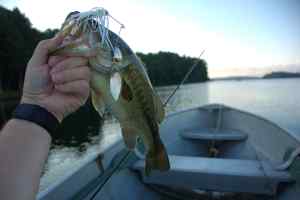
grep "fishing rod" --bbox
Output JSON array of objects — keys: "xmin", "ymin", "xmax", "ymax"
[{"xmin": 163, "ymin": 49, "xmax": 206, "ymax": 107}]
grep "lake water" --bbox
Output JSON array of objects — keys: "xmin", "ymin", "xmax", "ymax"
[{"xmin": 39, "ymin": 78, "xmax": 300, "ymax": 192}]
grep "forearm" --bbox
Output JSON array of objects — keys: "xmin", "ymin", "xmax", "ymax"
[
  {"xmin": 0, "ymin": 119, "xmax": 51, "ymax": 200},
  {"xmin": 0, "ymin": 33, "xmax": 90, "ymax": 199}
]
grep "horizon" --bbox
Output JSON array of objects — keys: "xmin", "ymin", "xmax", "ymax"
[
  {"xmin": 209, "ymin": 63, "xmax": 300, "ymax": 78},
  {"xmin": 1, "ymin": 0, "xmax": 300, "ymax": 78}
]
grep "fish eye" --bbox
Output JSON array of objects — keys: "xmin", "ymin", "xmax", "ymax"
[{"xmin": 88, "ymin": 18, "xmax": 98, "ymax": 31}]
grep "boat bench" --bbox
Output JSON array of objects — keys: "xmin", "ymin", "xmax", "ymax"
[
  {"xmin": 133, "ymin": 155, "xmax": 292, "ymax": 195},
  {"xmin": 180, "ymin": 128, "xmax": 248, "ymax": 141}
]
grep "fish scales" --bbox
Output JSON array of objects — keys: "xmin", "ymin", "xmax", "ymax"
[
  {"xmin": 126, "ymin": 67, "xmax": 154, "ymax": 117},
  {"xmin": 126, "ymin": 68, "xmax": 161, "ymax": 142}
]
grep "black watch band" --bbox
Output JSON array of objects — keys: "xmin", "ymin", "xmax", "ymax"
[{"xmin": 12, "ymin": 103, "xmax": 59, "ymax": 136}]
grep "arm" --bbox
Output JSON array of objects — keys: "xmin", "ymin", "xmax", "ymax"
[
  {"xmin": 0, "ymin": 34, "xmax": 91, "ymax": 200},
  {"xmin": 0, "ymin": 119, "xmax": 51, "ymax": 200}
]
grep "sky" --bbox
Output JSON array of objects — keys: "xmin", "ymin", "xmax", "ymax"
[{"xmin": 1, "ymin": 0, "xmax": 300, "ymax": 77}]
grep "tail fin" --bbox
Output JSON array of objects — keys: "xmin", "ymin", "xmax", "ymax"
[{"xmin": 145, "ymin": 139, "xmax": 170, "ymax": 176}]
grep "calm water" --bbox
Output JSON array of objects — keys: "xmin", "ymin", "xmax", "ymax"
[{"xmin": 39, "ymin": 78, "xmax": 300, "ymax": 192}]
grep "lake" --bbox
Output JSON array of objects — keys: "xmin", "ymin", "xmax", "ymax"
[{"xmin": 39, "ymin": 78, "xmax": 300, "ymax": 192}]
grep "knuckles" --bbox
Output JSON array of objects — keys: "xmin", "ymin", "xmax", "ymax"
[
  {"xmin": 53, "ymin": 57, "xmax": 89, "ymax": 71},
  {"xmin": 52, "ymin": 66, "xmax": 91, "ymax": 84}
]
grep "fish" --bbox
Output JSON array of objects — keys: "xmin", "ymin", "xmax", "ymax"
[{"xmin": 50, "ymin": 8, "xmax": 170, "ymax": 175}]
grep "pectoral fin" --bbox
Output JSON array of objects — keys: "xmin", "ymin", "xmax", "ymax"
[
  {"xmin": 120, "ymin": 123, "xmax": 137, "ymax": 150},
  {"xmin": 91, "ymin": 90, "xmax": 105, "ymax": 117}
]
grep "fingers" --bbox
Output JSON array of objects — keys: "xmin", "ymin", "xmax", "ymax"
[
  {"xmin": 51, "ymin": 66, "xmax": 90, "ymax": 84},
  {"xmin": 30, "ymin": 34, "xmax": 65, "ymax": 66},
  {"xmin": 55, "ymin": 80, "xmax": 89, "ymax": 96},
  {"xmin": 55, "ymin": 79, "xmax": 90, "ymax": 105},
  {"xmin": 52, "ymin": 63, "xmax": 91, "ymax": 103},
  {"xmin": 50, "ymin": 57, "xmax": 88, "ymax": 73},
  {"xmin": 54, "ymin": 46, "xmax": 98, "ymax": 57},
  {"xmin": 48, "ymin": 56, "xmax": 66, "ymax": 67},
  {"xmin": 47, "ymin": 33, "xmax": 65, "ymax": 52}
]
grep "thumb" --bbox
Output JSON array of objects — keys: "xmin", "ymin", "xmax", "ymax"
[{"xmin": 29, "ymin": 33, "xmax": 64, "ymax": 67}]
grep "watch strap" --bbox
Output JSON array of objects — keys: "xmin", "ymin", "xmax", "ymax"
[{"xmin": 12, "ymin": 103, "xmax": 59, "ymax": 136}]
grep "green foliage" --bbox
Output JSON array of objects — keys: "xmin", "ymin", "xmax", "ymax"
[
  {"xmin": 137, "ymin": 52, "xmax": 208, "ymax": 86},
  {"xmin": 0, "ymin": 6, "xmax": 57, "ymax": 91}
]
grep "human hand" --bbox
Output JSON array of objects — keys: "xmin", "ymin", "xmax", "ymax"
[{"xmin": 21, "ymin": 34, "xmax": 91, "ymax": 122}]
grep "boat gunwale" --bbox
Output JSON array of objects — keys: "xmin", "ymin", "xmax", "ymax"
[{"xmin": 37, "ymin": 137, "xmax": 123, "ymax": 200}]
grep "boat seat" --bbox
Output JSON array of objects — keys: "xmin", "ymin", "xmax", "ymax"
[
  {"xmin": 132, "ymin": 155, "xmax": 292, "ymax": 195},
  {"xmin": 181, "ymin": 128, "xmax": 248, "ymax": 141}
]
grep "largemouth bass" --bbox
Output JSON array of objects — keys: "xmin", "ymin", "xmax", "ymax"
[{"xmin": 51, "ymin": 8, "xmax": 170, "ymax": 175}]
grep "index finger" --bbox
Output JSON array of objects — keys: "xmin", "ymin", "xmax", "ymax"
[{"xmin": 31, "ymin": 33, "xmax": 65, "ymax": 66}]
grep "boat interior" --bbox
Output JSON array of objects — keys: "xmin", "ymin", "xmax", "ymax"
[{"xmin": 38, "ymin": 104, "xmax": 300, "ymax": 200}]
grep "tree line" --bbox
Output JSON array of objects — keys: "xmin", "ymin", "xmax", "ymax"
[
  {"xmin": 137, "ymin": 52, "xmax": 208, "ymax": 86},
  {"xmin": 0, "ymin": 6, "xmax": 208, "ymax": 92},
  {"xmin": 0, "ymin": 6, "xmax": 58, "ymax": 91}
]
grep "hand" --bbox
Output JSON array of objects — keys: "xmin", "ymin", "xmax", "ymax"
[{"xmin": 21, "ymin": 34, "xmax": 91, "ymax": 122}]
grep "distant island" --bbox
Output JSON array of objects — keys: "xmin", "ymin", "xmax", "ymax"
[
  {"xmin": 211, "ymin": 71, "xmax": 300, "ymax": 81},
  {"xmin": 263, "ymin": 71, "xmax": 300, "ymax": 79},
  {"xmin": 211, "ymin": 76, "xmax": 260, "ymax": 81}
]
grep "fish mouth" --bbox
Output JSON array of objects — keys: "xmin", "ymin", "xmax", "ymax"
[
  {"xmin": 54, "ymin": 9, "xmax": 125, "ymax": 74},
  {"xmin": 58, "ymin": 11, "xmax": 102, "ymax": 49}
]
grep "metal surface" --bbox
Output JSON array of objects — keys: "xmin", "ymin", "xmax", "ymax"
[
  {"xmin": 181, "ymin": 128, "xmax": 248, "ymax": 141},
  {"xmin": 37, "ymin": 139, "xmax": 123, "ymax": 200},
  {"xmin": 133, "ymin": 155, "xmax": 292, "ymax": 195}
]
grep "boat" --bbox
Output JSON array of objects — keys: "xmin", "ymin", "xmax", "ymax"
[{"xmin": 37, "ymin": 104, "xmax": 300, "ymax": 200}]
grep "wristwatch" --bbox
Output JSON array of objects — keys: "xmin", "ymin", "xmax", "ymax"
[{"xmin": 12, "ymin": 103, "xmax": 59, "ymax": 136}]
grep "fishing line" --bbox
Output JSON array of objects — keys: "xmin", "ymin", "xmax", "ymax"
[
  {"xmin": 108, "ymin": 14, "xmax": 125, "ymax": 30},
  {"xmin": 76, "ymin": 8, "xmax": 124, "ymax": 55},
  {"xmin": 163, "ymin": 50, "xmax": 206, "ymax": 107}
]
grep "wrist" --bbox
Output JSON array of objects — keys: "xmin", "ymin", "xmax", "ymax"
[
  {"xmin": 21, "ymin": 96, "xmax": 63, "ymax": 122},
  {"xmin": 12, "ymin": 103, "xmax": 60, "ymax": 137}
]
